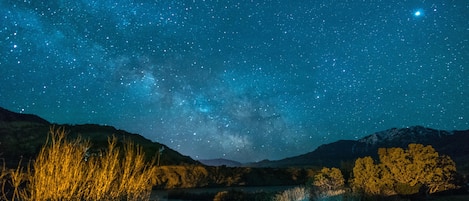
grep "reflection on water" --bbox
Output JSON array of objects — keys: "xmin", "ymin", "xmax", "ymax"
[{"xmin": 150, "ymin": 185, "xmax": 299, "ymax": 201}]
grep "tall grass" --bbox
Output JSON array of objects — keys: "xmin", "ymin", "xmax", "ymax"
[
  {"xmin": 2, "ymin": 126, "xmax": 157, "ymax": 201},
  {"xmin": 0, "ymin": 160, "xmax": 11, "ymax": 201}
]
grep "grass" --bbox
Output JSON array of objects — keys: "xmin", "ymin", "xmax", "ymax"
[
  {"xmin": 1, "ymin": 126, "xmax": 157, "ymax": 201},
  {"xmin": 273, "ymin": 186, "xmax": 309, "ymax": 201}
]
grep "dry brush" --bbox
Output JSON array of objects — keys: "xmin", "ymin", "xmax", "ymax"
[{"xmin": 1, "ymin": 126, "xmax": 157, "ymax": 201}]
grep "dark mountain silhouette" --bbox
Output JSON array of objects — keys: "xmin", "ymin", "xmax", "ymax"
[
  {"xmin": 247, "ymin": 126, "xmax": 469, "ymax": 172},
  {"xmin": 199, "ymin": 158, "xmax": 243, "ymax": 167},
  {"xmin": 2, "ymin": 106, "xmax": 468, "ymax": 175},
  {"xmin": 0, "ymin": 107, "xmax": 314, "ymax": 189},
  {"xmin": 0, "ymin": 107, "xmax": 49, "ymax": 124},
  {"xmin": 0, "ymin": 107, "xmax": 198, "ymax": 167}
]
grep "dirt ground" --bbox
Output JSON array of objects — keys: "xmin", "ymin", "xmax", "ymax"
[{"xmin": 432, "ymin": 194, "xmax": 469, "ymax": 201}]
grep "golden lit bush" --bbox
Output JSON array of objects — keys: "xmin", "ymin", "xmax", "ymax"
[
  {"xmin": 378, "ymin": 144, "xmax": 458, "ymax": 194},
  {"xmin": 350, "ymin": 156, "xmax": 391, "ymax": 195},
  {"xmin": 311, "ymin": 167, "xmax": 346, "ymax": 199},
  {"xmin": 313, "ymin": 167, "xmax": 345, "ymax": 191},
  {"xmin": 351, "ymin": 144, "xmax": 459, "ymax": 196},
  {"xmin": 2, "ymin": 126, "xmax": 157, "ymax": 201}
]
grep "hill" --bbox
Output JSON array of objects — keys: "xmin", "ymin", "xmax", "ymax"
[
  {"xmin": 2, "ymin": 106, "xmax": 468, "ymax": 189},
  {"xmin": 248, "ymin": 126, "xmax": 469, "ymax": 173},
  {"xmin": 0, "ymin": 107, "xmax": 198, "ymax": 168},
  {"xmin": 0, "ymin": 107, "xmax": 49, "ymax": 124},
  {"xmin": 0, "ymin": 107, "xmax": 315, "ymax": 189},
  {"xmin": 199, "ymin": 158, "xmax": 243, "ymax": 167}
]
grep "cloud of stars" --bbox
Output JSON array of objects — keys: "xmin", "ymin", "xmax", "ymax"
[{"xmin": 1, "ymin": 0, "xmax": 468, "ymax": 162}]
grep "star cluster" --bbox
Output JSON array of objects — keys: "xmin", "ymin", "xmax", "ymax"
[{"xmin": 1, "ymin": 0, "xmax": 468, "ymax": 162}]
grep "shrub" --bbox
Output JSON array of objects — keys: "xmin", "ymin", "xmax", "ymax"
[
  {"xmin": 2, "ymin": 126, "xmax": 157, "ymax": 201},
  {"xmin": 351, "ymin": 144, "xmax": 459, "ymax": 197},
  {"xmin": 311, "ymin": 167, "xmax": 346, "ymax": 198},
  {"xmin": 273, "ymin": 186, "xmax": 308, "ymax": 201}
]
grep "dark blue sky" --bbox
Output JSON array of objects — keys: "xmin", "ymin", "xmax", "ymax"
[{"xmin": 1, "ymin": 0, "xmax": 468, "ymax": 162}]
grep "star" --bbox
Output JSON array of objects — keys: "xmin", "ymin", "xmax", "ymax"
[
  {"xmin": 413, "ymin": 9, "xmax": 423, "ymax": 17},
  {"xmin": 0, "ymin": 0, "xmax": 467, "ymax": 163}
]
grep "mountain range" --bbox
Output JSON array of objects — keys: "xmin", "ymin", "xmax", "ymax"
[
  {"xmin": 198, "ymin": 158, "xmax": 243, "ymax": 167},
  {"xmin": 246, "ymin": 126, "xmax": 469, "ymax": 173},
  {"xmin": 1, "ymin": 106, "xmax": 468, "ymax": 174}
]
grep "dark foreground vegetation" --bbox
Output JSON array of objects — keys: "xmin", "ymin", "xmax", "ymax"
[
  {"xmin": 153, "ymin": 165, "xmax": 312, "ymax": 189},
  {"xmin": 156, "ymin": 143, "xmax": 469, "ymax": 201},
  {"xmin": 0, "ymin": 126, "xmax": 468, "ymax": 200},
  {"xmin": 159, "ymin": 186, "xmax": 469, "ymax": 201},
  {"xmin": 157, "ymin": 142, "xmax": 469, "ymax": 200},
  {"xmin": 1, "ymin": 127, "xmax": 157, "ymax": 200},
  {"xmin": 0, "ymin": 107, "xmax": 468, "ymax": 200},
  {"xmin": 0, "ymin": 127, "xmax": 311, "ymax": 200}
]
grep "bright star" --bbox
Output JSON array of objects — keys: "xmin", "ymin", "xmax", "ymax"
[{"xmin": 413, "ymin": 9, "xmax": 423, "ymax": 17}]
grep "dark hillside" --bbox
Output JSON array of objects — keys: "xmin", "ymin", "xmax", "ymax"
[
  {"xmin": 0, "ymin": 107, "xmax": 198, "ymax": 168},
  {"xmin": 248, "ymin": 126, "xmax": 469, "ymax": 173},
  {"xmin": 0, "ymin": 107, "xmax": 49, "ymax": 125}
]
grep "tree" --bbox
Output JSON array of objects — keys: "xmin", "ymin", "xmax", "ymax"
[
  {"xmin": 312, "ymin": 167, "xmax": 345, "ymax": 198},
  {"xmin": 425, "ymin": 154, "xmax": 457, "ymax": 193},
  {"xmin": 350, "ymin": 157, "xmax": 388, "ymax": 195},
  {"xmin": 379, "ymin": 144, "xmax": 458, "ymax": 194},
  {"xmin": 351, "ymin": 144, "xmax": 458, "ymax": 196},
  {"xmin": 313, "ymin": 167, "xmax": 344, "ymax": 191}
]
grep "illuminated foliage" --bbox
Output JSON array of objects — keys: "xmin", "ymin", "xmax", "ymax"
[
  {"xmin": 351, "ymin": 144, "xmax": 458, "ymax": 196},
  {"xmin": 2, "ymin": 127, "xmax": 157, "ymax": 201},
  {"xmin": 274, "ymin": 186, "xmax": 308, "ymax": 201},
  {"xmin": 313, "ymin": 167, "xmax": 344, "ymax": 191},
  {"xmin": 311, "ymin": 167, "xmax": 346, "ymax": 199},
  {"xmin": 350, "ymin": 157, "xmax": 387, "ymax": 195}
]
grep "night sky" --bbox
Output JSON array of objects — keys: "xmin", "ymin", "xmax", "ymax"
[{"xmin": 1, "ymin": 0, "xmax": 468, "ymax": 162}]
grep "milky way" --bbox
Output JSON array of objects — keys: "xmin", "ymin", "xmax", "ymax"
[{"xmin": 1, "ymin": 1, "xmax": 468, "ymax": 162}]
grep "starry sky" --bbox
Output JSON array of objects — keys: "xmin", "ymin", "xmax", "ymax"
[{"xmin": 1, "ymin": 0, "xmax": 468, "ymax": 163}]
